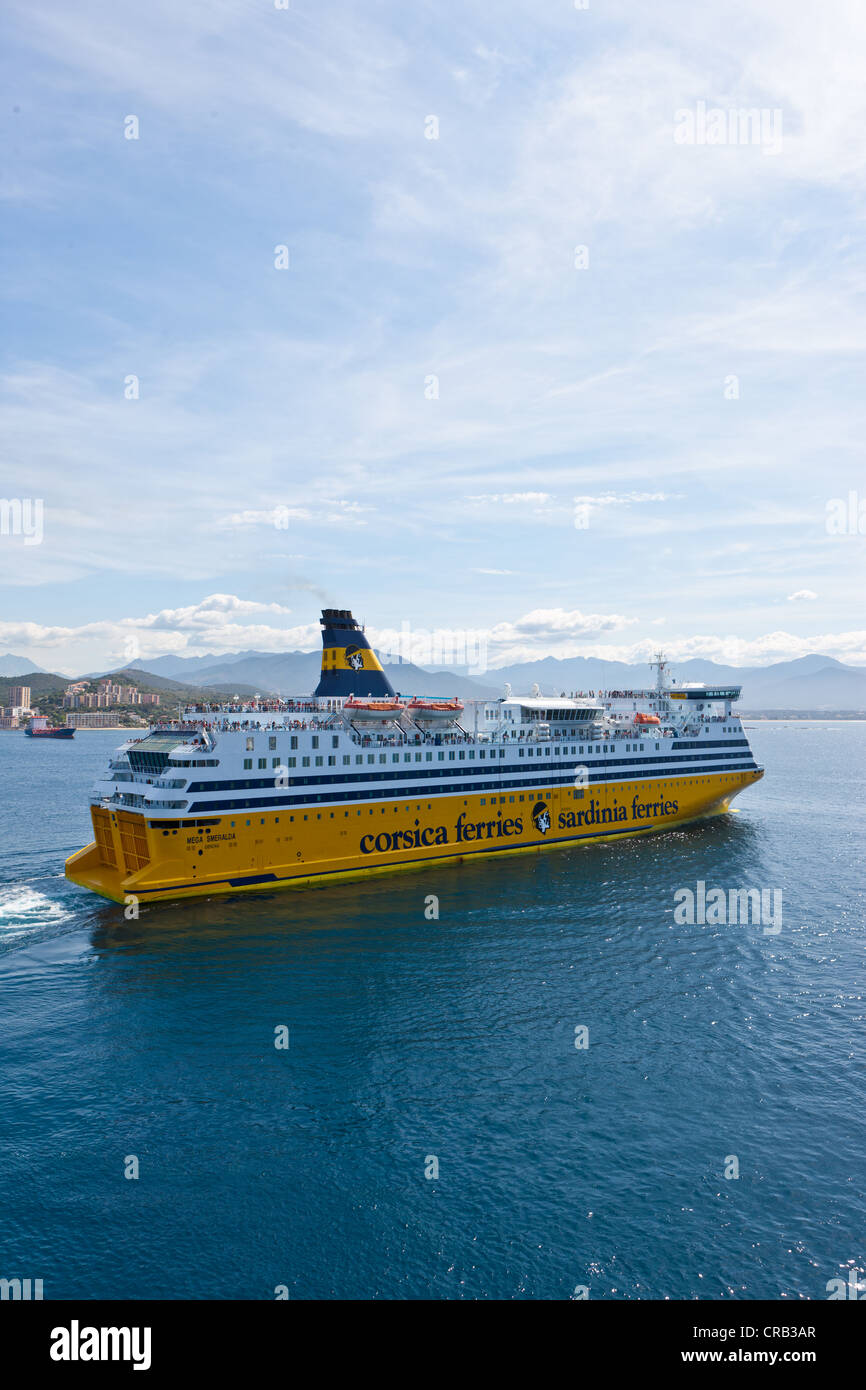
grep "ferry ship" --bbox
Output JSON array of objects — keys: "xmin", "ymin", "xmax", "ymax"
[{"xmin": 65, "ymin": 608, "xmax": 764, "ymax": 905}]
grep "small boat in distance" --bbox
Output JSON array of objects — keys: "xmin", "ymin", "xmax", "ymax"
[{"xmin": 25, "ymin": 716, "xmax": 75, "ymax": 740}]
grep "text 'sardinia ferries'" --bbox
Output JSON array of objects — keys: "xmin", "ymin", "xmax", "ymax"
[{"xmin": 65, "ymin": 608, "xmax": 764, "ymax": 904}]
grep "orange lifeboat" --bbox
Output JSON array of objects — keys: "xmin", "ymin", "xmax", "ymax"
[
  {"xmin": 634, "ymin": 712, "xmax": 661, "ymax": 725},
  {"xmin": 407, "ymin": 698, "xmax": 464, "ymax": 714},
  {"xmin": 407, "ymin": 698, "xmax": 464, "ymax": 723},
  {"xmin": 343, "ymin": 698, "xmax": 402, "ymax": 720}
]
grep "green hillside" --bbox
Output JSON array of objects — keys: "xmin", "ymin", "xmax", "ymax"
[{"xmin": 0, "ymin": 668, "xmax": 263, "ymax": 727}]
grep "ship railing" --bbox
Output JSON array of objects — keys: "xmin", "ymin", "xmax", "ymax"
[{"xmin": 190, "ymin": 715, "xmax": 342, "ymax": 733}]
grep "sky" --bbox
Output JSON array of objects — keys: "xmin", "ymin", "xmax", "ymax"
[{"xmin": 1, "ymin": 0, "xmax": 865, "ymax": 676}]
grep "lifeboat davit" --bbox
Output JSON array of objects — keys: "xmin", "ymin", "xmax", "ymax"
[
  {"xmin": 343, "ymin": 698, "xmax": 403, "ymax": 721},
  {"xmin": 407, "ymin": 698, "xmax": 464, "ymax": 722},
  {"xmin": 634, "ymin": 712, "xmax": 661, "ymax": 725}
]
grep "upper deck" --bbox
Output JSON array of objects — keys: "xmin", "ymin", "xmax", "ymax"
[{"xmin": 90, "ymin": 676, "xmax": 756, "ymax": 820}]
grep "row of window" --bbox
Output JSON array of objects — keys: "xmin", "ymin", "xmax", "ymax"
[
  {"xmin": 235, "ymin": 744, "xmax": 641, "ymax": 772},
  {"xmin": 246, "ymin": 734, "xmax": 341, "ymax": 752},
  {"xmin": 185, "ymin": 761, "xmax": 759, "ymax": 815},
  {"xmin": 234, "ymin": 739, "xmax": 751, "ymax": 774},
  {"xmin": 152, "ymin": 770, "xmax": 752, "ymax": 836},
  {"xmin": 236, "ymin": 728, "xmax": 743, "ymax": 757},
  {"xmin": 196, "ymin": 745, "xmax": 754, "ymax": 794}
]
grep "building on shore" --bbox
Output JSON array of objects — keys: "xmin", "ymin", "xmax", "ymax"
[
  {"xmin": 63, "ymin": 684, "xmax": 160, "ymax": 710},
  {"xmin": 8, "ymin": 685, "xmax": 31, "ymax": 709},
  {"xmin": 65, "ymin": 712, "xmax": 147, "ymax": 729}
]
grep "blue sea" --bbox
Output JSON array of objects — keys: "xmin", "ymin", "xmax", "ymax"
[{"xmin": 1, "ymin": 723, "xmax": 864, "ymax": 1300}]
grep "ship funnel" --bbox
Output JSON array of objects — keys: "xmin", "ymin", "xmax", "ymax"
[{"xmin": 313, "ymin": 608, "xmax": 396, "ymax": 698}]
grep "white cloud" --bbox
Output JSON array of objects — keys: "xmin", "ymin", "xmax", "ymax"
[
  {"xmin": 216, "ymin": 502, "xmax": 371, "ymax": 531},
  {"xmin": 3, "ymin": 596, "xmax": 866, "ymax": 675},
  {"xmin": 4, "ymin": 0, "xmax": 866, "ymax": 661},
  {"xmin": 467, "ymin": 493, "xmax": 552, "ymax": 505}
]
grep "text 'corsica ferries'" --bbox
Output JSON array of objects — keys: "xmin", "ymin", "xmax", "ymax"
[{"xmin": 65, "ymin": 608, "xmax": 764, "ymax": 904}]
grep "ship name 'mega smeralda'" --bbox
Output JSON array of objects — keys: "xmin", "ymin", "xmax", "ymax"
[{"xmin": 65, "ymin": 608, "xmax": 764, "ymax": 904}]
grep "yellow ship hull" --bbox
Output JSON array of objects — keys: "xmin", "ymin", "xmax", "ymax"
[{"xmin": 65, "ymin": 767, "xmax": 763, "ymax": 906}]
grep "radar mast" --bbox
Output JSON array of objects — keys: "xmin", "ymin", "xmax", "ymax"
[{"xmin": 650, "ymin": 651, "xmax": 670, "ymax": 693}]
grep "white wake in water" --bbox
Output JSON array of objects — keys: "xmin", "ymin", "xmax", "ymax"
[{"xmin": 0, "ymin": 884, "xmax": 73, "ymax": 938}]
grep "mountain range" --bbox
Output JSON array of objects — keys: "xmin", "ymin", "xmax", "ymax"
[
  {"xmin": 127, "ymin": 649, "xmax": 866, "ymax": 709},
  {"xmin": 0, "ymin": 652, "xmax": 52, "ymax": 677},
  {"xmin": 4, "ymin": 648, "xmax": 866, "ymax": 711}
]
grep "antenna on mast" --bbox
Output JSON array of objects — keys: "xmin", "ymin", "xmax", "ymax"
[{"xmin": 650, "ymin": 650, "xmax": 669, "ymax": 693}]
